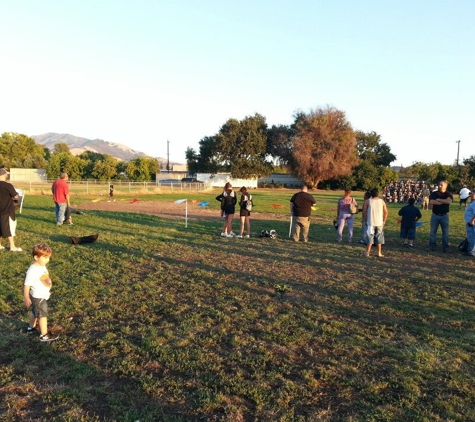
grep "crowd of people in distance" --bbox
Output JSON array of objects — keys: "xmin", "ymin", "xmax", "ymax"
[{"xmin": 382, "ymin": 180, "xmax": 432, "ymax": 208}]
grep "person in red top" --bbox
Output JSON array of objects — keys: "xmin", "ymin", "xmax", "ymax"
[{"xmin": 51, "ymin": 173, "xmax": 70, "ymax": 225}]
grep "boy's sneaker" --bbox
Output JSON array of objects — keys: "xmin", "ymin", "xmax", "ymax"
[
  {"xmin": 26, "ymin": 326, "xmax": 37, "ymax": 334},
  {"xmin": 220, "ymin": 232, "xmax": 227, "ymax": 237},
  {"xmin": 235, "ymin": 235, "xmax": 243, "ymax": 238},
  {"xmin": 39, "ymin": 333, "xmax": 59, "ymax": 342},
  {"xmin": 245, "ymin": 235, "xmax": 250, "ymax": 238},
  {"xmin": 229, "ymin": 232, "xmax": 236, "ymax": 237}
]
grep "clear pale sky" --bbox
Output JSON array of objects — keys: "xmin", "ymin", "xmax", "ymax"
[{"xmin": 1, "ymin": 0, "xmax": 473, "ymax": 166}]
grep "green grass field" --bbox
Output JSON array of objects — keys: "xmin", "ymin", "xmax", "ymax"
[{"xmin": 1, "ymin": 190, "xmax": 474, "ymax": 421}]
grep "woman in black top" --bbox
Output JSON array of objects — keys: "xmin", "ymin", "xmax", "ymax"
[
  {"xmin": 215, "ymin": 182, "xmax": 237, "ymax": 237},
  {"xmin": 237, "ymin": 186, "xmax": 252, "ymax": 238}
]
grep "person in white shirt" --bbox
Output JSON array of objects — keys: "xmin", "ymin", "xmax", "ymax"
[
  {"xmin": 459, "ymin": 186, "xmax": 471, "ymax": 209},
  {"xmin": 23, "ymin": 243, "xmax": 58, "ymax": 342},
  {"xmin": 362, "ymin": 188, "xmax": 388, "ymax": 257}
]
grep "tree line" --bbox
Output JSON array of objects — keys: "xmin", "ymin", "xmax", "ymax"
[
  {"xmin": 186, "ymin": 106, "xmax": 475, "ymax": 189},
  {"xmin": 0, "ymin": 133, "xmax": 159, "ymax": 181},
  {"xmin": 2, "ymin": 107, "xmax": 475, "ymax": 188}
]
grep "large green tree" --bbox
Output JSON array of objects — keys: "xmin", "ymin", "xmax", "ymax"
[
  {"xmin": 46, "ymin": 152, "xmax": 88, "ymax": 179},
  {"xmin": 292, "ymin": 106, "xmax": 358, "ymax": 187},
  {"xmin": 0, "ymin": 132, "xmax": 47, "ymax": 169},
  {"xmin": 266, "ymin": 124, "xmax": 295, "ymax": 168},
  {"xmin": 92, "ymin": 155, "xmax": 119, "ymax": 180},
  {"xmin": 405, "ymin": 162, "xmax": 458, "ymax": 185},
  {"xmin": 216, "ymin": 113, "xmax": 272, "ymax": 179},
  {"xmin": 356, "ymin": 131, "xmax": 396, "ymax": 167},
  {"xmin": 125, "ymin": 157, "xmax": 160, "ymax": 181},
  {"xmin": 189, "ymin": 114, "xmax": 272, "ymax": 179}
]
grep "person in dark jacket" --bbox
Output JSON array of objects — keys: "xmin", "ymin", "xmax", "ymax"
[{"xmin": 398, "ymin": 197, "xmax": 422, "ymax": 247}]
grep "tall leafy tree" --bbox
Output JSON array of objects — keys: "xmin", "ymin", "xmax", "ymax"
[
  {"xmin": 45, "ymin": 153, "xmax": 87, "ymax": 179},
  {"xmin": 92, "ymin": 155, "xmax": 119, "ymax": 180},
  {"xmin": 185, "ymin": 147, "xmax": 199, "ymax": 176},
  {"xmin": 462, "ymin": 155, "xmax": 475, "ymax": 182},
  {"xmin": 79, "ymin": 151, "xmax": 107, "ymax": 178},
  {"xmin": 216, "ymin": 113, "xmax": 272, "ymax": 179},
  {"xmin": 356, "ymin": 131, "xmax": 396, "ymax": 167},
  {"xmin": 266, "ymin": 124, "xmax": 295, "ymax": 168},
  {"xmin": 54, "ymin": 142, "xmax": 71, "ymax": 154},
  {"xmin": 0, "ymin": 132, "xmax": 47, "ymax": 169},
  {"xmin": 195, "ymin": 136, "xmax": 221, "ymax": 174},
  {"xmin": 292, "ymin": 106, "xmax": 358, "ymax": 187},
  {"xmin": 190, "ymin": 114, "xmax": 273, "ymax": 178},
  {"xmin": 125, "ymin": 157, "xmax": 160, "ymax": 181}
]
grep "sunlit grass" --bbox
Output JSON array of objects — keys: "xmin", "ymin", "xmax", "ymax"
[{"xmin": 1, "ymin": 192, "xmax": 474, "ymax": 421}]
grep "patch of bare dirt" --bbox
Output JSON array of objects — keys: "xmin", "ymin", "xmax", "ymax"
[{"xmin": 76, "ymin": 199, "xmax": 289, "ymax": 222}]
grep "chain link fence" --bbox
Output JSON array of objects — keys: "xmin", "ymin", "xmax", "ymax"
[{"xmin": 11, "ymin": 180, "xmax": 211, "ymax": 196}]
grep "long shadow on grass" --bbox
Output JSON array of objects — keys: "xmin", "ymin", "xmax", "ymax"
[{"xmin": 0, "ymin": 315, "xmax": 201, "ymax": 421}]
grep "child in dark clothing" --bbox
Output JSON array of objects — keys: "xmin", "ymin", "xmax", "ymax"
[{"xmin": 398, "ymin": 197, "xmax": 422, "ymax": 247}]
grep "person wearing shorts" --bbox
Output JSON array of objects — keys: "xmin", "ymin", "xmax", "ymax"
[
  {"xmin": 0, "ymin": 168, "xmax": 22, "ymax": 252},
  {"xmin": 215, "ymin": 182, "xmax": 237, "ymax": 237},
  {"xmin": 237, "ymin": 186, "xmax": 252, "ymax": 238},
  {"xmin": 398, "ymin": 197, "xmax": 422, "ymax": 247},
  {"xmin": 23, "ymin": 243, "xmax": 58, "ymax": 342},
  {"xmin": 362, "ymin": 188, "xmax": 388, "ymax": 257}
]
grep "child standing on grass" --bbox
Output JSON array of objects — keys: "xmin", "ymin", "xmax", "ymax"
[
  {"xmin": 23, "ymin": 243, "xmax": 58, "ymax": 342},
  {"xmin": 398, "ymin": 197, "xmax": 422, "ymax": 248}
]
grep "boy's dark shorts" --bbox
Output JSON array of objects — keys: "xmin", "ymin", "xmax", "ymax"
[
  {"xmin": 400, "ymin": 227, "xmax": 416, "ymax": 240},
  {"xmin": 30, "ymin": 296, "xmax": 48, "ymax": 318},
  {"xmin": 460, "ymin": 197, "xmax": 468, "ymax": 205}
]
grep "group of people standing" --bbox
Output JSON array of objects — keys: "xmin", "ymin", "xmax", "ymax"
[
  {"xmin": 255, "ymin": 181, "xmax": 475, "ymax": 258},
  {"xmin": 216, "ymin": 182, "xmax": 253, "ymax": 238}
]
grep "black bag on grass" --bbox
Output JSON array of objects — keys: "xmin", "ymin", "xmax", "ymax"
[{"xmin": 458, "ymin": 238, "xmax": 468, "ymax": 253}]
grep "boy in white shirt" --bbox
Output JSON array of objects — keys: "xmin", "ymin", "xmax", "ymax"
[{"xmin": 23, "ymin": 243, "xmax": 58, "ymax": 342}]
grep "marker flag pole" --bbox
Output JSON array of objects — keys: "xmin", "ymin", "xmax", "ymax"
[
  {"xmin": 175, "ymin": 199, "xmax": 188, "ymax": 227},
  {"xmin": 16, "ymin": 189, "xmax": 25, "ymax": 213},
  {"xmin": 289, "ymin": 215, "xmax": 293, "ymax": 238}
]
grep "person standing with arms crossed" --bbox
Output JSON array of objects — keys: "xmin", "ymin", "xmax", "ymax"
[
  {"xmin": 289, "ymin": 185, "xmax": 316, "ymax": 242},
  {"xmin": 51, "ymin": 173, "xmax": 70, "ymax": 225},
  {"xmin": 429, "ymin": 180, "xmax": 453, "ymax": 252}
]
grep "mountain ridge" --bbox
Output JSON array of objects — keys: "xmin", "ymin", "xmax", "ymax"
[{"xmin": 31, "ymin": 132, "xmax": 166, "ymax": 162}]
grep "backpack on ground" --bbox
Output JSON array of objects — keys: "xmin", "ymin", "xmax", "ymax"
[{"xmin": 458, "ymin": 238, "xmax": 469, "ymax": 253}]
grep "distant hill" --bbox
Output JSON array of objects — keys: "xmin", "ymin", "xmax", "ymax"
[{"xmin": 32, "ymin": 133, "xmax": 151, "ymax": 162}]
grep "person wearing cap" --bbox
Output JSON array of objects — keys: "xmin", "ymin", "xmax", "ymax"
[
  {"xmin": 428, "ymin": 180, "xmax": 453, "ymax": 252},
  {"xmin": 0, "ymin": 168, "xmax": 22, "ymax": 251},
  {"xmin": 464, "ymin": 190, "xmax": 475, "ymax": 257},
  {"xmin": 51, "ymin": 173, "xmax": 70, "ymax": 226}
]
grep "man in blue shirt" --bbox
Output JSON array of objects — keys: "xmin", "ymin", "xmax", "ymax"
[{"xmin": 464, "ymin": 190, "xmax": 475, "ymax": 257}]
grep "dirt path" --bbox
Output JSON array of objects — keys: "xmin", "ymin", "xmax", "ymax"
[{"xmin": 76, "ymin": 199, "xmax": 290, "ymax": 222}]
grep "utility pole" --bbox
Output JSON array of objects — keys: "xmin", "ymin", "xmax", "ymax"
[
  {"xmin": 167, "ymin": 139, "xmax": 170, "ymax": 173},
  {"xmin": 456, "ymin": 140, "xmax": 460, "ymax": 167}
]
